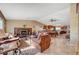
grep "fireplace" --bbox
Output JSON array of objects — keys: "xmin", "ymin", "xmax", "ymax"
[
  {"xmin": 14, "ymin": 28, "xmax": 32, "ymax": 37},
  {"xmin": 20, "ymin": 30, "xmax": 28, "ymax": 37}
]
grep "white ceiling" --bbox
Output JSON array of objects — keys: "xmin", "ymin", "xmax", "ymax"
[
  {"xmin": 38, "ymin": 8, "xmax": 70, "ymax": 26},
  {"xmin": 0, "ymin": 3, "xmax": 71, "ymax": 20}
]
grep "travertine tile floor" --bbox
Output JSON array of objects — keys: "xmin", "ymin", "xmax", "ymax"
[{"xmin": 42, "ymin": 36, "xmax": 76, "ymax": 55}]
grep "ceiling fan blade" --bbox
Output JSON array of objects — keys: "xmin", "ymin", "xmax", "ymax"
[{"xmin": 50, "ymin": 19, "xmax": 57, "ymax": 22}]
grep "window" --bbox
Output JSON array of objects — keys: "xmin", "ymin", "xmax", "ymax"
[
  {"xmin": 0, "ymin": 17, "xmax": 3, "ymax": 29},
  {"xmin": 56, "ymin": 27, "xmax": 61, "ymax": 30},
  {"xmin": 50, "ymin": 28, "xmax": 54, "ymax": 30}
]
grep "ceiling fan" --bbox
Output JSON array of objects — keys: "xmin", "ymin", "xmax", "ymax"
[{"xmin": 50, "ymin": 18, "xmax": 58, "ymax": 22}]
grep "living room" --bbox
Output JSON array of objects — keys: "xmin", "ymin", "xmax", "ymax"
[{"xmin": 0, "ymin": 3, "xmax": 79, "ymax": 55}]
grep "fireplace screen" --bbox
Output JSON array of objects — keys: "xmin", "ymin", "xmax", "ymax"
[{"xmin": 20, "ymin": 30, "xmax": 28, "ymax": 37}]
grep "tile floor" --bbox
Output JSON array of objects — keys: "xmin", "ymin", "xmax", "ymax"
[{"xmin": 40, "ymin": 36, "xmax": 76, "ymax": 55}]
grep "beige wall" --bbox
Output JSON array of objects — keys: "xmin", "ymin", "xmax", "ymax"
[
  {"xmin": 70, "ymin": 4, "xmax": 79, "ymax": 45},
  {"xmin": 6, "ymin": 20, "xmax": 44, "ymax": 34}
]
